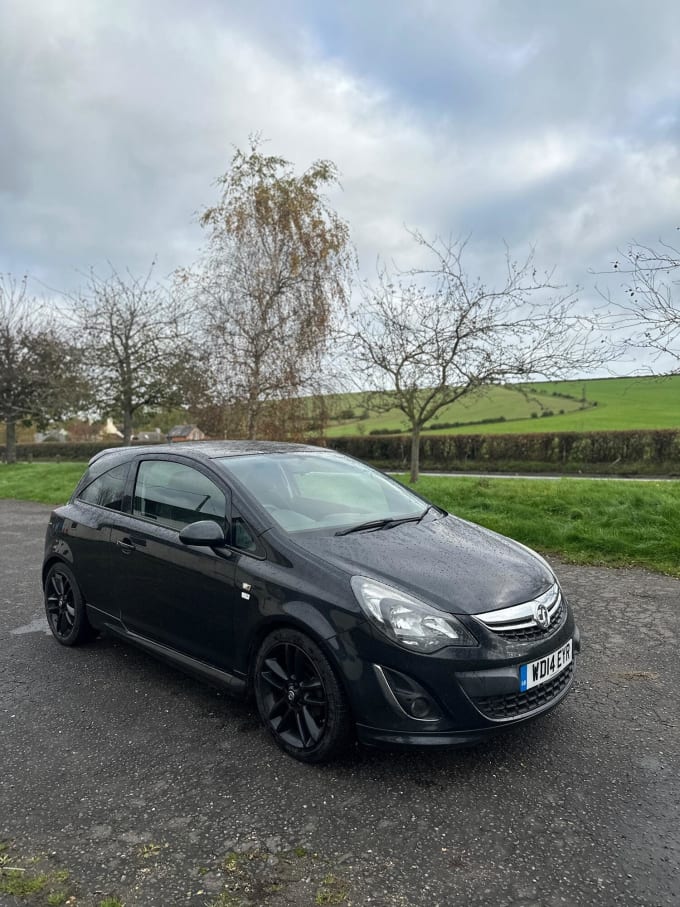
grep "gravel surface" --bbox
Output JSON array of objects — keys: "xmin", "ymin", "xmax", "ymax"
[{"xmin": 1, "ymin": 499, "xmax": 678, "ymax": 907}]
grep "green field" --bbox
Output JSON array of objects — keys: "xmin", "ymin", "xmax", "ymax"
[
  {"xmin": 3, "ymin": 375, "xmax": 678, "ymax": 447},
  {"xmin": 322, "ymin": 375, "xmax": 680, "ymax": 437}
]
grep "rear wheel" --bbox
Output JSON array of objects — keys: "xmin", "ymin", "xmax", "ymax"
[
  {"xmin": 254, "ymin": 628, "xmax": 352, "ymax": 763},
  {"xmin": 44, "ymin": 563, "xmax": 95, "ymax": 646}
]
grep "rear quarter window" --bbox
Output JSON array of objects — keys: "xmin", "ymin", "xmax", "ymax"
[{"xmin": 77, "ymin": 462, "xmax": 130, "ymax": 511}]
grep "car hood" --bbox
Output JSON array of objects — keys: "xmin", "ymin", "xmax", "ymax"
[{"xmin": 296, "ymin": 514, "xmax": 554, "ymax": 615}]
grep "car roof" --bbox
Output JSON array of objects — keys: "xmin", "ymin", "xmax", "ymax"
[{"xmin": 88, "ymin": 440, "xmax": 329, "ymax": 467}]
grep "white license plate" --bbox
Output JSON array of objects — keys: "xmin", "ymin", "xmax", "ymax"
[{"xmin": 519, "ymin": 640, "xmax": 572, "ymax": 692}]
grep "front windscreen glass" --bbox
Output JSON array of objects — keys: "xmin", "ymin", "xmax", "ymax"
[{"xmin": 215, "ymin": 452, "xmax": 428, "ymax": 534}]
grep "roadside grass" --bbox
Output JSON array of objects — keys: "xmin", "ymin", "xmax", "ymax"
[
  {"xmin": 398, "ymin": 475, "xmax": 680, "ymax": 577},
  {"xmin": 0, "ymin": 840, "xmax": 122, "ymax": 906},
  {"xmin": 1, "ymin": 462, "xmax": 678, "ymax": 577},
  {"xmin": 0, "ymin": 835, "xmax": 351, "ymax": 906},
  {"xmin": 0, "ymin": 462, "xmax": 84, "ymax": 504}
]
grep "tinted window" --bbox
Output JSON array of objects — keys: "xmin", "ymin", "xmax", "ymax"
[
  {"xmin": 133, "ymin": 460, "xmax": 227, "ymax": 532},
  {"xmin": 231, "ymin": 509, "xmax": 259, "ymax": 554},
  {"xmin": 78, "ymin": 462, "xmax": 129, "ymax": 511}
]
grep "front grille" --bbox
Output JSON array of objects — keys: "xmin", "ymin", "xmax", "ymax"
[
  {"xmin": 475, "ymin": 585, "xmax": 567, "ymax": 643},
  {"xmin": 494, "ymin": 597, "xmax": 565, "ymax": 642},
  {"xmin": 472, "ymin": 663, "xmax": 574, "ymax": 720}
]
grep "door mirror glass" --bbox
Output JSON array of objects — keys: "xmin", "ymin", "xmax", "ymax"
[{"xmin": 178, "ymin": 519, "xmax": 228, "ymax": 547}]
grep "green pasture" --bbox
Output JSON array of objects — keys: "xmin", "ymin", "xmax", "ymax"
[
  {"xmin": 322, "ymin": 374, "xmax": 680, "ymax": 437},
  {"xmin": 1, "ymin": 462, "xmax": 678, "ymax": 576}
]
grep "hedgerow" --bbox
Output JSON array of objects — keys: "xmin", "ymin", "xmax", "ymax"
[
  {"xmin": 328, "ymin": 429, "xmax": 680, "ymax": 474},
  {"xmin": 3, "ymin": 430, "xmax": 679, "ymax": 475}
]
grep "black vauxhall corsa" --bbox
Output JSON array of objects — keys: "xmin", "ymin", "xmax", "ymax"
[{"xmin": 43, "ymin": 442, "xmax": 580, "ymax": 763}]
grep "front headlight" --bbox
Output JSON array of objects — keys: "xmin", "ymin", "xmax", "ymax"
[{"xmin": 351, "ymin": 576, "xmax": 478, "ymax": 654}]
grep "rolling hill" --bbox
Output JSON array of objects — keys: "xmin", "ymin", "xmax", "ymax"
[{"xmin": 321, "ymin": 375, "xmax": 680, "ymax": 437}]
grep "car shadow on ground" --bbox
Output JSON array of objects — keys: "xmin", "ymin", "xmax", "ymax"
[{"xmin": 85, "ymin": 629, "xmax": 570, "ymax": 777}]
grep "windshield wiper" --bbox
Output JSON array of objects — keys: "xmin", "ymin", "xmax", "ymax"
[
  {"xmin": 335, "ymin": 518, "xmax": 395, "ymax": 536},
  {"xmin": 335, "ymin": 512, "xmax": 427, "ymax": 537},
  {"xmin": 416, "ymin": 505, "xmax": 435, "ymax": 523}
]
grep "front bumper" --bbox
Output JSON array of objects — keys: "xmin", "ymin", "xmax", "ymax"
[
  {"xmin": 356, "ymin": 652, "xmax": 576, "ymax": 748},
  {"xmin": 333, "ymin": 607, "xmax": 581, "ymax": 749}
]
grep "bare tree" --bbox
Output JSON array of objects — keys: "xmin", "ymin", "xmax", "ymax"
[
  {"xmin": 348, "ymin": 234, "xmax": 604, "ymax": 482},
  {"xmin": 70, "ymin": 264, "xmax": 196, "ymax": 444},
  {"xmin": 0, "ymin": 275, "xmax": 85, "ymax": 463},
  {"xmin": 605, "ymin": 237, "xmax": 680, "ymax": 372},
  {"xmin": 190, "ymin": 137, "xmax": 354, "ymax": 439}
]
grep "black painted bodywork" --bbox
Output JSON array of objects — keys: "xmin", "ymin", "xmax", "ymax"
[{"xmin": 43, "ymin": 441, "xmax": 580, "ymax": 748}]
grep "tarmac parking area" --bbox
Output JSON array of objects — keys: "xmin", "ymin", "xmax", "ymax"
[{"xmin": 1, "ymin": 500, "xmax": 678, "ymax": 906}]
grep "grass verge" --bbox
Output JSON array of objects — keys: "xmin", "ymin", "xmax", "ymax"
[
  {"xmin": 399, "ymin": 475, "xmax": 680, "ymax": 577},
  {"xmin": 1, "ymin": 463, "xmax": 678, "ymax": 577},
  {"xmin": 0, "ymin": 462, "xmax": 84, "ymax": 505}
]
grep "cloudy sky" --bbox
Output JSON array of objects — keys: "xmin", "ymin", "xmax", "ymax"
[{"xmin": 1, "ymin": 0, "xmax": 679, "ymax": 350}]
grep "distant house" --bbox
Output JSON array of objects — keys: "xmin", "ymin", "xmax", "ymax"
[
  {"xmin": 134, "ymin": 428, "xmax": 165, "ymax": 443},
  {"xmin": 34, "ymin": 428, "xmax": 69, "ymax": 443},
  {"xmin": 101, "ymin": 417, "xmax": 124, "ymax": 439},
  {"xmin": 166, "ymin": 424, "xmax": 205, "ymax": 442}
]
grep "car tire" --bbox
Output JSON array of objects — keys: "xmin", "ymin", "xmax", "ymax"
[
  {"xmin": 44, "ymin": 562, "xmax": 96, "ymax": 646},
  {"xmin": 254, "ymin": 627, "xmax": 353, "ymax": 763}
]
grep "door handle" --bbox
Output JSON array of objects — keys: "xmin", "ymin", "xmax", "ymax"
[{"xmin": 117, "ymin": 538, "xmax": 136, "ymax": 554}]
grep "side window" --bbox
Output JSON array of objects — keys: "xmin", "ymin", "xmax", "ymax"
[
  {"xmin": 231, "ymin": 508, "xmax": 259, "ymax": 554},
  {"xmin": 133, "ymin": 460, "xmax": 227, "ymax": 532},
  {"xmin": 78, "ymin": 462, "xmax": 130, "ymax": 511}
]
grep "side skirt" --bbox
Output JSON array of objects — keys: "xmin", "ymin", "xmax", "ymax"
[{"xmin": 86, "ymin": 604, "xmax": 247, "ymax": 696}]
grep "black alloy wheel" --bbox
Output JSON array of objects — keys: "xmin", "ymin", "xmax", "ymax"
[
  {"xmin": 44, "ymin": 563, "xmax": 95, "ymax": 646},
  {"xmin": 254, "ymin": 628, "xmax": 352, "ymax": 763}
]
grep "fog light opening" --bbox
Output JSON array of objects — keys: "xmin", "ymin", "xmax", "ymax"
[
  {"xmin": 410, "ymin": 697, "xmax": 432, "ymax": 719},
  {"xmin": 375, "ymin": 665, "xmax": 443, "ymax": 721}
]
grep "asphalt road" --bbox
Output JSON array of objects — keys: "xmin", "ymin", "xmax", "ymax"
[{"xmin": 1, "ymin": 500, "xmax": 678, "ymax": 907}]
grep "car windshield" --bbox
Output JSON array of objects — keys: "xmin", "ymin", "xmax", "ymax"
[{"xmin": 215, "ymin": 452, "xmax": 428, "ymax": 534}]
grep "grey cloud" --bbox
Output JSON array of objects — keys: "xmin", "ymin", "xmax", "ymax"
[
  {"xmin": 274, "ymin": 0, "xmax": 680, "ymax": 136},
  {"xmin": 0, "ymin": 0, "xmax": 678, "ymax": 360}
]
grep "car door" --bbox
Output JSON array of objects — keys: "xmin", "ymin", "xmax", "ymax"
[{"xmin": 110, "ymin": 456, "xmax": 238, "ymax": 670}]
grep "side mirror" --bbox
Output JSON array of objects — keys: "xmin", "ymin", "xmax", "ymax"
[{"xmin": 179, "ymin": 519, "xmax": 228, "ymax": 548}]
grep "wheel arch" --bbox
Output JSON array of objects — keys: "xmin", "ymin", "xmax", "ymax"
[
  {"xmin": 245, "ymin": 606, "xmax": 350, "ymax": 702},
  {"xmin": 42, "ymin": 555, "xmax": 71, "ymax": 587}
]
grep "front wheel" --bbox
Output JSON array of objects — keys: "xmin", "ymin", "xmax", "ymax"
[
  {"xmin": 254, "ymin": 628, "xmax": 352, "ymax": 763},
  {"xmin": 44, "ymin": 562, "xmax": 96, "ymax": 646}
]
